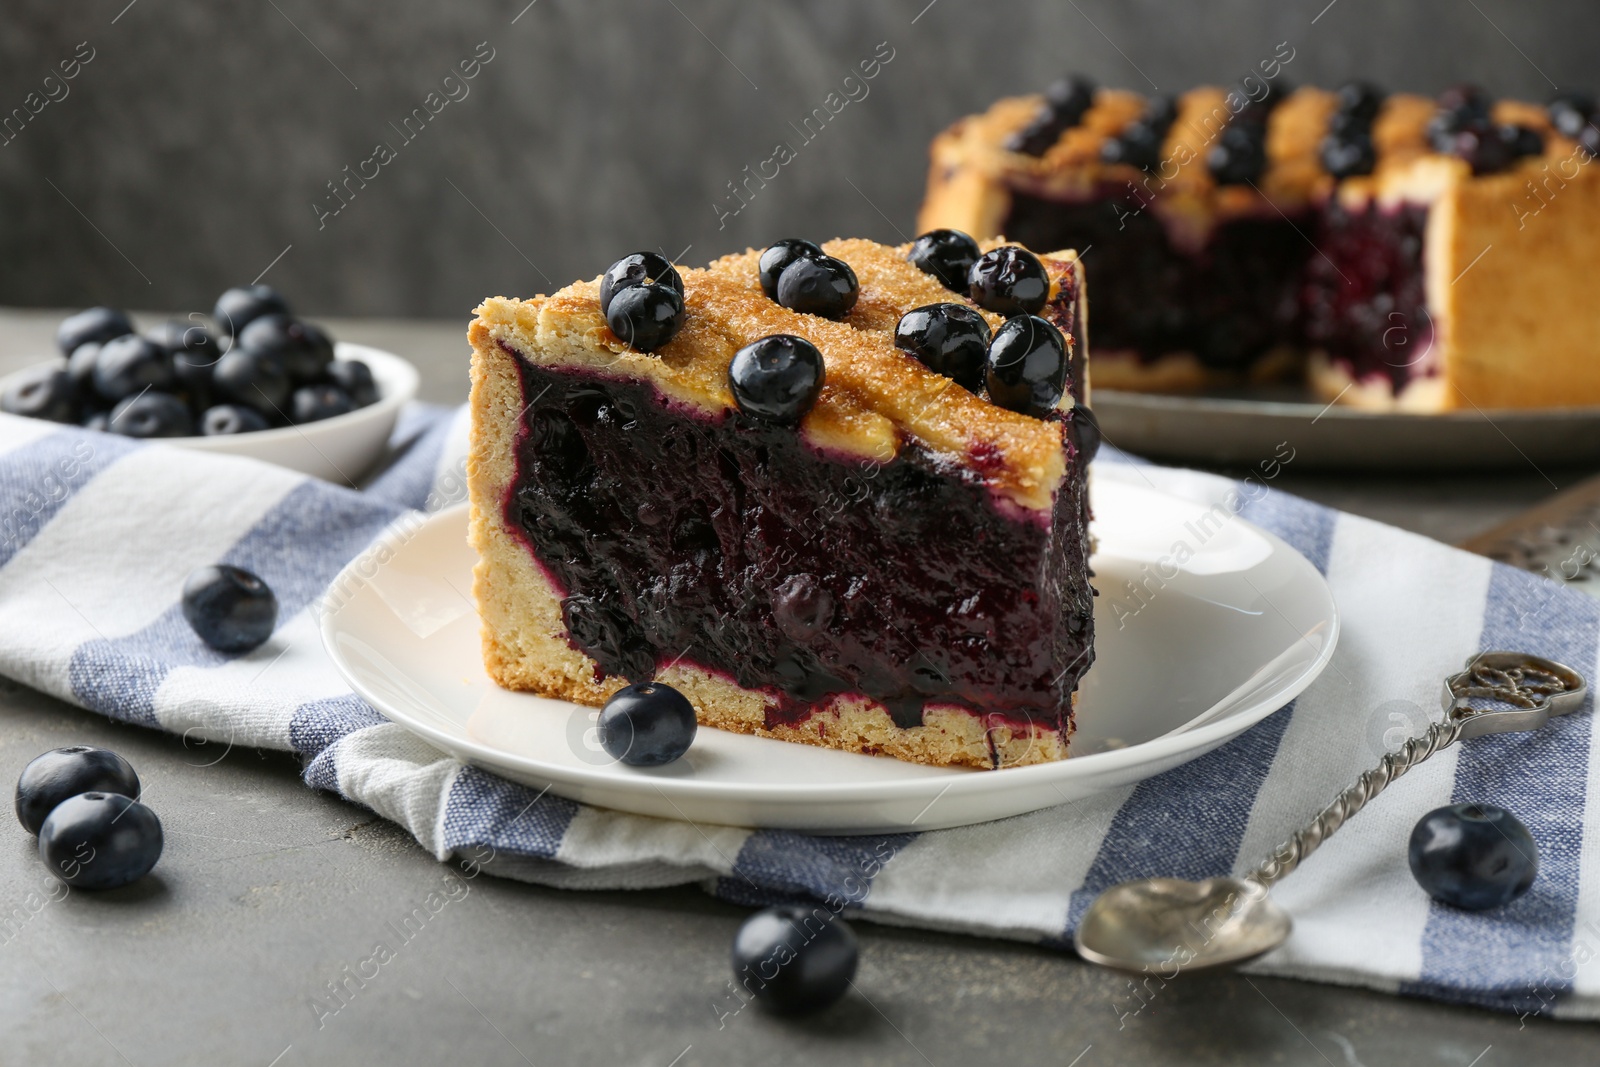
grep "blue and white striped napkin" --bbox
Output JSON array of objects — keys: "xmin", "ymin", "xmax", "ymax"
[{"xmin": 0, "ymin": 406, "xmax": 1594, "ymax": 1022}]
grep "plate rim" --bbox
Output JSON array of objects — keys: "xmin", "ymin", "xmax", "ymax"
[{"xmin": 320, "ymin": 483, "xmax": 1339, "ymax": 807}]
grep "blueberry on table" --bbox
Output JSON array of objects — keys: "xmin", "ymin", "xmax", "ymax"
[
  {"xmin": 1, "ymin": 366, "xmax": 78, "ymax": 424},
  {"xmin": 595, "ymin": 682, "xmax": 698, "ymax": 766},
  {"xmin": 731, "ymin": 904, "xmax": 858, "ymax": 1015},
  {"xmin": 894, "ymin": 303, "xmax": 991, "ymax": 393},
  {"xmin": 182, "ymin": 564, "xmax": 278, "ymax": 653},
  {"xmin": 238, "ymin": 314, "xmax": 335, "ymax": 384},
  {"xmin": 290, "ymin": 383, "xmax": 355, "ymax": 424},
  {"xmin": 39, "ymin": 792, "xmax": 163, "ymax": 890},
  {"xmin": 108, "ymin": 392, "xmax": 194, "ymax": 438},
  {"xmin": 213, "ymin": 284, "xmax": 290, "ymax": 339},
  {"xmin": 775, "ymin": 254, "xmax": 859, "ymax": 320},
  {"xmin": 605, "ymin": 283, "xmax": 686, "ymax": 353},
  {"xmin": 56, "ymin": 306, "xmax": 133, "ymax": 357},
  {"xmin": 325, "ymin": 359, "xmax": 380, "ymax": 407},
  {"xmin": 599, "ymin": 252, "xmax": 685, "ymax": 314},
  {"xmin": 1409, "ymin": 802, "xmax": 1537, "ymax": 910},
  {"xmin": 200, "ymin": 404, "xmax": 270, "ymax": 436},
  {"xmin": 986, "ymin": 314, "xmax": 1068, "ymax": 418},
  {"xmin": 728, "ymin": 334, "xmax": 826, "ymax": 426},
  {"xmin": 15, "ymin": 746, "xmax": 141, "ymax": 835},
  {"xmin": 213, "ymin": 349, "xmax": 291, "ymax": 416},
  {"xmin": 967, "ymin": 246, "xmax": 1050, "ymax": 317},
  {"xmin": 758, "ymin": 239, "xmax": 824, "ymax": 300},
  {"xmin": 906, "ymin": 229, "xmax": 981, "ymax": 292},
  {"xmin": 93, "ymin": 335, "xmax": 175, "ymax": 403}
]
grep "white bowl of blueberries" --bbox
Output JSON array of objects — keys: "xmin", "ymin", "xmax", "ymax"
[{"xmin": 0, "ymin": 284, "xmax": 419, "ymax": 484}]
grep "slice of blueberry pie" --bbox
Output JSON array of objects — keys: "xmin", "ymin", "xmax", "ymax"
[
  {"xmin": 467, "ymin": 237, "xmax": 1095, "ymax": 768},
  {"xmin": 921, "ymin": 77, "xmax": 1600, "ymax": 411}
]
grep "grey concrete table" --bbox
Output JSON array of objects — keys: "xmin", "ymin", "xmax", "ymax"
[{"xmin": 0, "ymin": 310, "xmax": 1594, "ymax": 1066}]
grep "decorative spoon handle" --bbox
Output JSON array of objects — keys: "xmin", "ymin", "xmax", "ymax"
[{"xmin": 1248, "ymin": 652, "xmax": 1586, "ymax": 890}]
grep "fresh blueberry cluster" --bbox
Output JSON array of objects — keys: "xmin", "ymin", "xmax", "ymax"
[
  {"xmin": 599, "ymin": 252, "xmax": 687, "ymax": 352},
  {"xmin": 1207, "ymin": 84, "xmax": 1291, "ymax": 186},
  {"xmin": 1409, "ymin": 802, "xmax": 1537, "ymax": 910},
  {"xmin": 1101, "ymin": 94, "xmax": 1179, "ymax": 171},
  {"xmin": 1320, "ymin": 81, "xmax": 1385, "ymax": 179},
  {"xmin": 595, "ymin": 682, "xmax": 698, "ymax": 766},
  {"xmin": 1006, "ymin": 75, "xmax": 1097, "ymax": 157},
  {"xmin": 1548, "ymin": 90, "xmax": 1600, "ymax": 155},
  {"xmin": 899, "ymin": 230, "xmax": 1072, "ymax": 419},
  {"xmin": 1427, "ymin": 85, "xmax": 1544, "ymax": 175},
  {"xmin": 1, "ymin": 287, "xmax": 379, "ymax": 438},
  {"xmin": 15, "ymin": 746, "xmax": 163, "ymax": 890},
  {"xmin": 757, "ymin": 239, "xmax": 860, "ymax": 320},
  {"xmin": 182, "ymin": 564, "xmax": 279, "ymax": 654}
]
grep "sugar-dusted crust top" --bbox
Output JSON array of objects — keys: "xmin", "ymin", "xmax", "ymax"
[
  {"xmin": 472, "ymin": 238, "xmax": 1084, "ymax": 512},
  {"xmin": 928, "ymin": 85, "xmax": 1575, "ymax": 229}
]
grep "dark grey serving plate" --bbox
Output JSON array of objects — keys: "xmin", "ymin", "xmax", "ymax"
[{"xmin": 1095, "ymin": 386, "xmax": 1600, "ymax": 471}]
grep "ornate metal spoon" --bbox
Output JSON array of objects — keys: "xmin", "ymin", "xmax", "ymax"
[{"xmin": 1074, "ymin": 651, "xmax": 1587, "ymax": 973}]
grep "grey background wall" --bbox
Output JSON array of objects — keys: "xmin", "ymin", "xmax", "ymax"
[{"xmin": 0, "ymin": 1, "xmax": 1593, "ymax": 320}]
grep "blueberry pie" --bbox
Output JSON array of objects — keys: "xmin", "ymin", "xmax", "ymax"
[
  {"xmin": 466, "ymin": 238, "xmax": 1094, "ymax": 768},
  {"xmin": 921, "ymin": 78, "xmax": 1600, "ymax": 411}
]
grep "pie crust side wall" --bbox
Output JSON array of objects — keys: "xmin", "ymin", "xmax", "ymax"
[{"xmin": 466, "ymin": 316, "xmax": 1073, "ymax": 771}]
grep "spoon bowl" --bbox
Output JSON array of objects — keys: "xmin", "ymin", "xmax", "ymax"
[{"xmin": 1074, "ymin": 876, "xmax": 1292, "ymax": 972}]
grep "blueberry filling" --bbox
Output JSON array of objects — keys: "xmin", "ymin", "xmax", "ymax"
[{"xmin": 503, "ymin": 353, "xmax": 1093, "ymax": 731}]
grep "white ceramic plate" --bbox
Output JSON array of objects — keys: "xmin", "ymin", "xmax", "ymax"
[
  {"xmin": 1, "ymin": 342, "xmax": 419, "ymax": 484},
  {"xmin": 1096, "ymin": 386, "xmax": 1600, "ymax": 470},
  {"xmin": 319, "ymin": 478, "xmax": 1339, "ymax": 833}
]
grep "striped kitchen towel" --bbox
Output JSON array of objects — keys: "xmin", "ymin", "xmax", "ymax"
[{"xmin": 0, "ymin": 406, "xmax": 1594, "ymax": 1022}]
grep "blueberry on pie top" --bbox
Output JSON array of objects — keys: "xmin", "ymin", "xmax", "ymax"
[
  {"xmin": 467, "ymin": 238, "xmax": 1093, "ymax": 769},
  {"xmin": 921, "ymin": 79, "xmax": 1600, "ymax": 411}
]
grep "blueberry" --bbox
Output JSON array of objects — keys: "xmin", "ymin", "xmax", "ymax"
[
  {"xmin": 81, "ymin": 411, "xmax": 110, "ymax": 432},
  {"xmin": 1207, "ymin": 123, "xmax": 1267, "ymax": 185},
  {"xmin": 213, "ymin": 349, "xmax": 291, "ymax": 417},
  {"xmin": 108, "ymin": 391, "xmax": 194, "ymax": 438},
  {"xmin": 595, "ymin": 682, "xmax": 697, "ymax": 766},
  {"xmin": 599, "ymin": 252, "xmax": 684, "ymax": 314},
  {"xmin": 66, "ymin": 342, "xmax": 103, "ymax": 393},
  {"xmin": 326, "ymin": 359, "xmax": 380, "ymax": 407},
  {"xmin": 1452, "ymin": 125, "xmax": 1517, "ymax": 175},
  {"xmin": 1335, "ymin": 80, "xmax": 1386, "ymax": 121},
  {"xmin": 93, "ymin": 335, "xmax": 174, "ymax": 403},
  {"xmin": 182, "ymin": 564, "xmax": 278, "ymax": 653},
  {"xmin": 728, "ymin": 334, "xmax": 826, "ymax": 425},
  {"xmin": 238, "ymin": 315, "xmax": 334, "ymax": 384},
  {"xmin": 1438, "ymin": 84, "xmax": 1493, "ymax": 121},
  {"xmin": 775, "ymin": 255, "xmax": 859, "ymax": 319},
  {"xmin": 148, "ymin": 319, "xmax": 222, "ymax": 364},
  {"xmin": 1070, "ymin": 404, "xmax": 1101, "ymax": 464},
  {"xmin": 15, "ymin": 747, "xmax": 141, "ymax": 835},
  {"xmin": 1549, "ymin": 90, "xmax": 1596, "ymax": 139},
  {"xmin": 1101, "ymin": 122, "xmax": 1164, "ymax": 170},
  {"xmin": 605, "ymin": 283, "xmax": 686, "ymax": 352},
  {"xmin": 986, "ymin": 314, "xmax": 1068, "ymax": 417},
  {"xmin": 1502, "ymin": 124, "xmax": 1545, "ymax": 161},
  {"xmin": 1409, "ymin": 802, "xmax": 1537, "ymax": 910},
  {"xmin": 56, "ymin": 306, "xmax": 133, "ymax": 357},
  {"xmin": 731, "ymin": 904, "xmax": 858, "ymax": 1015},
  {"xmin": 1006, "ymin": 75, "xmax": 1096, "ymax": 156},
  {"xmin": 291, "ymin": 383, "xmax": 355, "ymax": 423},
  {"xmin": 894, "ymin": 303, "xmax": 991, "ymax": 392},
  {"xmin": 39, "ymin": 792, "xmax": 162, "ymax": 890},
  {"xmin": 906, "ymin": 229, "xmax": 981, "ymax": 292},
  {"xmin": 200, "ymin": 404, "xmax": 270, "ymax": 436},
  {"xmin": 967, "ymin": 246, "xmax": 1050, "ymax": 317},
  {"xmin": 1141, "ymin": 93, "xmax": 1180, "ymax": 128},
  {"xmin": 1321, "ymin": 131, "xmax": 1377, "ymax": 178},
  {"xmin": 213, "ymin": 284, "xmax": 290, "ymax": 339},
  {"xmin": 1, "ymin": 366, "xmax": 78, "ymax": 424},
  {"xmin": 758, "ymin": 239, "xmax": 825, "ymax": 300}
]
